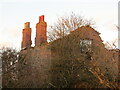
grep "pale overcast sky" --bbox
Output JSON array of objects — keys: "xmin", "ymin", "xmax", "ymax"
[{"xmin": 0, "ymin": 0, "xmax": 119, "ymax": 50}]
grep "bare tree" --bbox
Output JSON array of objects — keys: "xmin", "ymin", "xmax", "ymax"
[
  {"xmin": 103, "ymin": 25, "xmax": 119, "ymax": 49},
  {"xmin": 48, "ymin": 12, "xmax": 95, "ymax": 41},
  {"xmin": 0, "ymin": 47, "xmax": 19, "ymax": 88}
]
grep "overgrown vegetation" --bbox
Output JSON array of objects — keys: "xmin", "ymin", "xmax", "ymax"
[
  {"xmin": 0, "ymin": 38, "xmax": 119, "ymax": 88},
  {"xmin": 0, "ymin": 47, "xmax": 19, "ymax": 88},
  {"xmin": 49, "ymin": 28, "xmax": 118, "ymax": 88}
]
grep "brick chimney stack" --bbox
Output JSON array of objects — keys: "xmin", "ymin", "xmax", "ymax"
[
  {"xmin": 21, "ymin": 22, "xmax": 32, "ymax": 49},
  {"xmin": 35, "ymin": 15, "xmax": 47, "ymax": 46}
]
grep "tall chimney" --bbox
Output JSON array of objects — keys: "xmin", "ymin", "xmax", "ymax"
[
  {"xmin": 35, "ymin": 15, "xmax": 47, "ymax": 46},
  {"xmin": 21, "ymin": 22, "xmax": 32, "ymax": 49}
]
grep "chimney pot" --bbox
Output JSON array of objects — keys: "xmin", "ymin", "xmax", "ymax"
[
  {"xmin": 39, "ymin": 15, "xmax": 44, "ymax": 22},
  {"xmin": 24, "ymin": 22, "xmax": 30, "ymax": 29}
]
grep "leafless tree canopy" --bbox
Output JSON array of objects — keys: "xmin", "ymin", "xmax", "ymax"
[
  {"xmin": 48, "ymin": 13, "xmax": 95, "ymax": 42},
  {"xmin": 0, "ymin": 47, "xmax": 19, "ymax": 88}
]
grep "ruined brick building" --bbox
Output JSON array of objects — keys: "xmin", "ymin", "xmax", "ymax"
[{"xmin": 19, "ymin": 15, "xmax": 118, "ymax": 88}]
